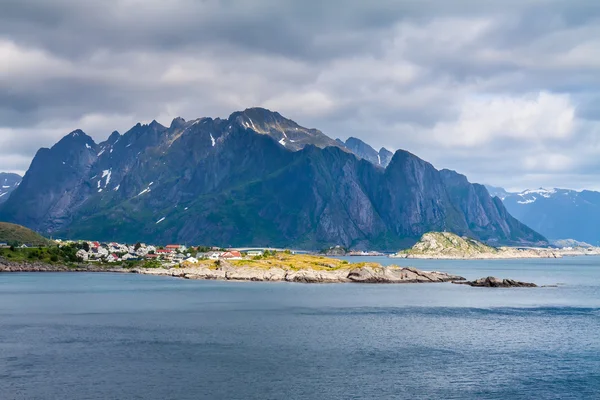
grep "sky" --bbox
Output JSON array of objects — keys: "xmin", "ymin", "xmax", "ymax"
[{"xmin": 1, "ymin": 0, "xmax": 600, "ymax": 191}]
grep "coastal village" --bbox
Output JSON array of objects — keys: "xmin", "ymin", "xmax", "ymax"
[{"xmin": 50, "ymin": 240, "xmax": 258, "ymax": 267}]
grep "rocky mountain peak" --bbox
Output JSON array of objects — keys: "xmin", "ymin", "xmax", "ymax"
[
  {"xmin": 170, "ymin": 117, "xmax": 186, "ymax": 129},
  {"xmin": 63, "ymin": 129, "xmax": 93, "ymax": 142},
  {"xmin": 228, "ymin": 107, "xmax": 343, "ymax": 152},
  {"xmin": 342, "ymin": 137, "xmax": 393, "ymax": 168},
  {"xmin": 148, "ymin": 120, "xmax": 166, "ymax": 130},
  {"xmin": 54, "ymin": 130, "xmax": 96, "ymax": 153},
  {"xmin": 107, "ymin": 131, "xmax": 121, "ymax": 144}
]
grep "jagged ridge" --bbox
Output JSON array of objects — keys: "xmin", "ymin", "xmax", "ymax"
[{"xmin": 0, "ymin": 108, "xmax": 547, "ymax": 250}]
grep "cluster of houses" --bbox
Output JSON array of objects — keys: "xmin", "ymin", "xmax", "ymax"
[{"xmin": 59, "ymin": 240, "xmax": 264, "ymax": 266}]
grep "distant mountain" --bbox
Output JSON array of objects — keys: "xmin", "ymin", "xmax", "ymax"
[
  {"xmin": 484, "ymin": 185, "xmax": 511, "ymax": 200},
  {"xmin": 0, "ymin": 108, "xmax": 546, "ymax": 249},
  {"xmin": 489, "ymin": 186, "xmax": 600, "ymax": 244},
  {"xmin": 339, "ymin": 137, "xmax": 394, "ymax": 167},
  {"xmin": 0, "ymin": 173, "xmax": 22, "ymax": 204}
]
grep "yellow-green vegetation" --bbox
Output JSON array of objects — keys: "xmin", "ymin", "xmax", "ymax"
[
  {"xmin": 0, "ymin": 222, "xmax": 54, "ymax": 247},
  {"xmin": 399, "ymin": 232, "xmax": 498, "ymax": 256},
  {"xmin": 175, "ymin": 253, "xmax": 383, "ymax": 271},
  {"xmin": 141, "ymin": 259, "xmax": 164, "ymax": 269},
  {"xmin": 229, "ymin": 253, "xmax": 380, "ymax": 271}
]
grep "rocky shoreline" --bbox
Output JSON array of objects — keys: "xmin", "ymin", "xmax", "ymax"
[
  {"xmin": 0, "ymin": 258, "xmax": 124, "ymax": 273},
  {"xmin": 0, "ymin": 256, "xmax": 465, "ymax": 284},
  {"xmin": 2, "ymin": 257, "xmax": 542, "ymax": 288},
  {"xmin": 133, "ymin": 262, "xmax": 466, "ymax": 284}
]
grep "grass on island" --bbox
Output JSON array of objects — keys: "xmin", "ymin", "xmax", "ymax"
[
  {"xmin": 177, "ymin": 252, "xmax": 384, "ymax": 271},
  {"xmin": 0, "ymin": 222, "xmax": 54, "ymax": 247}
]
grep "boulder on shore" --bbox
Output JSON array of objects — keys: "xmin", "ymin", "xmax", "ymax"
[{"xmin": 453, "ymin": 276, "xmax": 537, "ymax": 288}]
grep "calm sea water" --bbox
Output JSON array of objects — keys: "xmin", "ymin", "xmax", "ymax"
[{"xmin": 1, "ymin": 256, "xmax": 600, "ymax": 399}]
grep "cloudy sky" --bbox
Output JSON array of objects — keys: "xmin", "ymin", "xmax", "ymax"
[{"xmin": 2, "ymin": 0, "xmax": 600, "ymax": 191}]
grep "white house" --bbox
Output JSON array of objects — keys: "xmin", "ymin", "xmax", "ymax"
[
  {"xmin": 76, "ymin": 249, "xmax": 89, "ymax": 262},
  {"xmin": 207, "ymin": 251, "xmax": 223, "ymax": 260}
]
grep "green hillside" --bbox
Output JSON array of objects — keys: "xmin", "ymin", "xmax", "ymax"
[{"xmin": 0, "ymin": 222, "xmax": 54, "ymax": 246}]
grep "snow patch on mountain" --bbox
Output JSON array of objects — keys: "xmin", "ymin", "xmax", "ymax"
[{"xmin": 102, "ymin": 169, "xmax": 112, "ymax": 187}]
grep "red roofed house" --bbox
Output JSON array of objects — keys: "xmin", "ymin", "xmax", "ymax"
[
  {"xmin": 221, "ymin": 251, "xmax": 243, "ymax": 260},
  {"xmin": 166, "ymin": 245, "xmax": 186, "ymax": 252}
]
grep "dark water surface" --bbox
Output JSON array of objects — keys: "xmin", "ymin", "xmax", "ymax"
[{"xmin": 1, "ymin": 257, "xmax": 600, "ymax": 399}]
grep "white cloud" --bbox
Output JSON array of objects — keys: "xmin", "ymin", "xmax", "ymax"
[
  {"xmin": 0, "ymin": 40, "xmax": 70, "ymax": 79},
  {"xmin": 431, "ymin": 92, "xmax": 576, "ymax": 147}
]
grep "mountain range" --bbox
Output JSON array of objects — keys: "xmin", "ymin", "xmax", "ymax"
[
  {"xmin": 487, "ymin": 186, "xmax": 600, "ymax": 245},
  {"xmin": 0, "ymin": 108, "xmax": 546, "ymax": 250},
  {"xmin": 0, "ymin": 173, "xmax": 22, "ymax": 205}
]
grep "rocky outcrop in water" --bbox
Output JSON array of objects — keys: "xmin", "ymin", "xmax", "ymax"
[
  {"xmin": 133, "ymin": 263, "xmax": 465, "ymax": 284},
  {"xmin": 394, "ymin": 232, "xmax": 560, "ymax": 259},
  {"xmin": 453, "ymin": 276, "xmax": 537, "ymax": 288}
]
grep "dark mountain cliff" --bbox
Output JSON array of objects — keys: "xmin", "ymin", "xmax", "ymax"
[{"xmin": 0, "ymin": 108, "xmax": 546, "ymax": 249}]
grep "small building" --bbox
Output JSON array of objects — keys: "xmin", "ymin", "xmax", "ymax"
[
  {"xmin": 221, "ymin": 251, "xmax": 243, "ymax": 260},
  {"xmin": 207, "ymin": 251, "xmax": 222, "ymax": 260},
  {"xmin": 184, "ymin": 257, "xmax": 199, "ymax": 264},
  {"xmin": 106, "ymin": 254, "xmax": 119, "ymax": 263},
  {"xmin": 166, "ymin": 244, "xmax": 187, "ymax": 253},
  {"xmin": 247, "ymin": 250, "xmax": 264, "ymax": 257}
]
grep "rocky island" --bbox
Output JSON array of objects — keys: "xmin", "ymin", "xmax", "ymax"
[
  {"xmin": 454, "ymin": 277, "xmax": 538, "ymax": 288},
  {"xmin": 393, "ymin": 232, "xmax": 561, "ymax": 260},
  {"xmin": 133, "ymin": 253, "xmax": 465, "ymax": 284}
]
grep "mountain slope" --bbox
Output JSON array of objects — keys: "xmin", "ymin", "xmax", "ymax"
[
  {"xmin": 0, "ymin": 173, "xmax": 22, "ymax": 204},
  {"xmin": 494, "ymin": 187, "xmax": 600, "ymax": 244},
  {"xmin": 0, "ymin": 108, "xmax": 546, "ymax": 249}
]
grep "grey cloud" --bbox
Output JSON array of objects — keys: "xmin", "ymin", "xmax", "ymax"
[{"xmin": 1, "ymin": 0, "xmax": 600, "ymax": 190}]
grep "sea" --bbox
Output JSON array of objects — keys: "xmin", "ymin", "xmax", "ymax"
[{"xmin": 1, "ymin": 256, "xmax": 599, "ymax": 399}]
